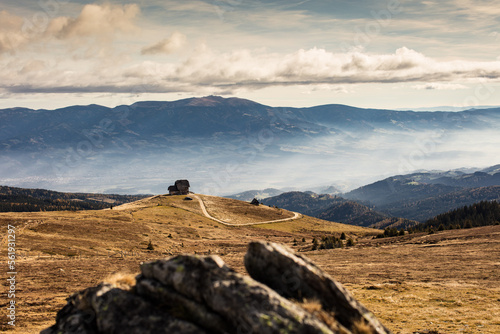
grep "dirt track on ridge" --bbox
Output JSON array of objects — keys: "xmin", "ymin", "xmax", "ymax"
[{"xmin": 193, "ymin": 194, "xmax": 301, "ymax": 226}]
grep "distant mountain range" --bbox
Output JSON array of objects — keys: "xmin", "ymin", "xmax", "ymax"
[
  {"xmin": 1, "ymin": 95, "xmax": 500, "ymax": 194},
  {"xmin": 396, "ymin": 105, "xmax": 500, "ymax": 112},
  {"xmin": 343, "ymin": 165, "xmax": 500, "ymax": 221},
  {"xmin": 225, "ymin": 185, "xmax": 341, "ymax": 202},
  {"xmin": 5, "ymin": 96, "xmax": 499, "ymax": 153},
  {"xmin": 225, "ymin": 188, "xmax": 284, "ymax": 202},
  {"xmin": 256, "ymin": 165, "xmax": 500, "ymax": 226}
]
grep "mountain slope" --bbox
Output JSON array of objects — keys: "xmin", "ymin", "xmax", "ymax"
[
  {"xmin": 317, "ymin": 201, "xmax": 389, "ymax": 227},
  {"xmin": 261, "ymin": 191, "xmax": 405, "ymax": 228},
  {"xmin": 343, "ymin": 178, "xmax": 461, "ymax": 207},
  {"xmin": 383, "ymin": 186, "xmax": 500, "ymax": 222},
  {"xmin": 421, "ymin": 200, "xmax": 500, "ymax": 231},
  {"xmin": 261, "ymin": 192, "xmax": 344, "ymax": 217},
  {"xmin": 343, "ymin": 166, "xmax": 500, "ymax": 222}
]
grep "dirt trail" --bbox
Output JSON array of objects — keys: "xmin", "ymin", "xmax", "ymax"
[{"xmin": 192, "ymin": 194, "xmax": 301, "ymax": 226}]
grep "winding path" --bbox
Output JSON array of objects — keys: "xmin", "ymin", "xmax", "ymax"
[{"xmin": 192, "ymin": 194, "xmax": 301, "ymax": 226}]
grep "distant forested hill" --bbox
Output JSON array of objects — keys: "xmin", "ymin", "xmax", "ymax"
[
  {"xmin": 0, "ymin": 186, "xmax": 149, "ymax": 212},
  {"xmin": 261, "ymin": 191, "xmax": 417, "ymax": 229},
  {"xmin": 416, "ymin": 200, "xmax": 500, "ymax": 232}
]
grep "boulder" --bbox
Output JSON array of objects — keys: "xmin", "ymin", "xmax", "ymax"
[
  {"xmin": 245, "ymin": 241, "xmax": 392, "ymax": 334},
  {"xmin": 41, "ymin": 283, "xmax": 204, "ymax": 334},
  {"xmin": 138, "ymin": 255, "xmax": 335, "ymax": 334},
  {"xmin": 43, "ymin": 241, "xmax": 392, "ymax": 334}
]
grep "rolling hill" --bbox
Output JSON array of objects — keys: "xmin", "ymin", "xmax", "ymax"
[{"xmin": 0, "ymin": 191, "xmax": 378, "ymax": 332}]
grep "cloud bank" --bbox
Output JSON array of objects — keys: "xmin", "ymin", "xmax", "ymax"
[{"xmin": 2, "ymin": 46, "xmax": 500, "ymax": 96}]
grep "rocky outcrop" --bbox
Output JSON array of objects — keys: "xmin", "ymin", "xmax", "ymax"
[
  {"xmin": 42, "ymin": 241, "xmax": 392, "ymax": 334},
  {"xmin": 245, "ymin": 241, "xmax": 392, "ymax": 334},
  {"xmin": 41, "ymin": 283, "xmax": 204, "ymax": 334}
]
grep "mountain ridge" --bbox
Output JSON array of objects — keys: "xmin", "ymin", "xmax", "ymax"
[
  {"xmin": 2, "ymin": 95, "xmax": 500, "ymax": 195},
  {"xmin": 342, "ymin": 166, "xmax": 500, "ymax": 221}
]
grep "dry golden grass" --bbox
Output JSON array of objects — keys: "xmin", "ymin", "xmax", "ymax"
[
  {"xmin": 1, "ymin": 195, "xmax": 498, "ymax": 333},
  {"xmin": 197, "ymin": 194, "xmax": 296, "ymax": 224},
  {"xmin": 252, "ymin": 215, "xmax": 379, "ymax": 235},
  {"xmin": 306, "ymin": 226, "xmax": 500, "ymax": 334},
  {"xmin": 103, "ymin": 272, "xmax": 136, "ymax": 290}
]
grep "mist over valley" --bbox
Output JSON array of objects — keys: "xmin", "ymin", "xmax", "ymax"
[{"xmin": 1, "ymin": 96, "xmax": 499, "ymax": 196}]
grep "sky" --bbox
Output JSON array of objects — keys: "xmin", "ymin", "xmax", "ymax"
[{"xmin": 1, "ymin": 0, "xmax": 500, "ymax": 110}]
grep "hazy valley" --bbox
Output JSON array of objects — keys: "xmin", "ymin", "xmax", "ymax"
[{"xmin": 2, "ymin": 96, "xmax": 500, "ymax": 195}]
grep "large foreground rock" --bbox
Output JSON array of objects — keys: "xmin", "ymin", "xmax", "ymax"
[
  {"xmin": 40, "ymin": 283, "xmax": 205, "ymax": 334},
  {"xmin": 245, "ymin": 241, "xmax": 392, "ymax": 334},
  {"xmin": 137, "ymin": 255, "xmax": 335, "ymax": 334},
  {"xmin": 42, "ymin": 241, "xmax": 392, "ymax": 334}
]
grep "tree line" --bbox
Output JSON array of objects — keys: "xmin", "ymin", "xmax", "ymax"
[
  {"xmin": 417, "ymin": 200, "xmax": 500, "ymax": 232},
  {"xmin": 375, "ymin": 200, "xmax": 500, "ymax": 238},
  {"xmin": 0, "ymin": 194, "xmax": 110, "ymax": 212},
  {"xmin": 0, "ymin": 185, "xmax": 149, "ymax": 212}
]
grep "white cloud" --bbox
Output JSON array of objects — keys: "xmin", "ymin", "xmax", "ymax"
[
  {"xmin": 2, "ymin": 46, "xmax": 500, "ymax": 97},
  {"xmin": 413, "ymin": 83, "xmax": 468, "ymax": 90},
  {"xmin": 0, "ymin": 4, "xmax": 141, "ymax": 56},
  {"xmin": 161, "ymin": 46, "xmax": 500, "ymax": 89},
  {"xmin": 47, "ymin": 3, "xmax": 140, "ymax": 40},
  {"xmin": 0, "ymin": 10, "xmax": 28, "ymax": 53},
  {"xmin": 141, "ymin": 32, "xmax": 187, "ymax": 55}
]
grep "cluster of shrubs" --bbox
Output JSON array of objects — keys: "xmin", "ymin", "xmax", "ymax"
[
  {"xmin": 375, "ymin": 227, "xmax": 406, "ymax": 238},
  {"xmin": 311, "ymin": 232, "xmax": 355, "ymax": 250}
]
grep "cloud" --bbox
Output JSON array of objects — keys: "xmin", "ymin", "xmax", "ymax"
[
  {"xmin": 46, "ymin": 3, "xmax": 140, "ymax": 40},
  {"xmin": 413, "ymin": 83, "xmax": 468, "ymax": 90},
  {"xmin": 141, "ymin": 32, "xmax": 187, "ymax": 55},
  {"xmin": 18, "ymin": 60, "xmax": 46, "ymax": 75},
  {"xmin": 0, "ymin": 4, "xmax": 140, "ymax": 55},
  {"xmin": 2, "ymin": 46, "xmax": 500, "ymax": 96},
  {"xmin": 162, "ymin": 46, "xmax": 500, "ymax": 89},
  {"xmin": 0, "ymin": 10, "xmax": 28, "ymax": 53},
  {"xmin": 302, "ymin": 84, "xmax": 352, "ymax": 95}
]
